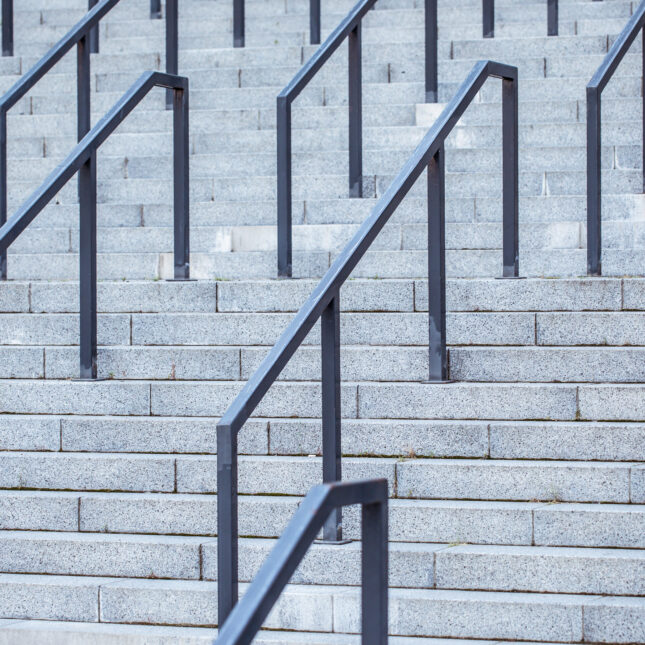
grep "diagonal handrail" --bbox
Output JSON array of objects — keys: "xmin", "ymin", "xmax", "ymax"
[
  {"xmin": 277, "ymin": 0, "xmax": 376, "ymax": 277},
  {"xmin": 214, "ymin": 479, "xmax": 388, "ymax": 645},
  {"xmin": 0, "ymin": 71, "xmax": 190, "ymax": 379},
  {"xmin": 0, "ymin": 0, "xmax": 178, "ymax": 280},
  {"xmin": 218, "ymin": 59, "xmax": 519, "ymax": 625},
  {"xmin": 586, "ymin": 0, "xmax": 645, "ymax": 276}
]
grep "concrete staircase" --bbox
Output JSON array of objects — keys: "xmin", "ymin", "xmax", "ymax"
[{"xmin": 0, "ymin": 0, "xmax": 643, "ymax": 642}]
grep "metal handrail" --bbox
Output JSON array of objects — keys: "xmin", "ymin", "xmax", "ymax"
[
  {"xmin": 586, "ymin": 0, "xmax": 644, "ymax": 276},
  {"xmin": 277, "ymin": 0, "xmax": 376, "ymax": 277},
  {"xmin": 2, "ymin": 0, "xmax": 12, "ymax": 56},
  {"xmin": 215, "ymin": 479, "xmax": 388, "ymax": 645},
  {"xmin": 0, "ymin": 71, "xmax": 190, "ymax": 379},
  {"xmin": 0, "ymin": 0, "xmax": 179, "ymax": 281},
  {"xmin": 218, "ymin": 59, "xmax": 518, "ymax": 624}
]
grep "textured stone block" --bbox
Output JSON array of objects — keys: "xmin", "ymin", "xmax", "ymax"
[
  {"xmin": 0, "ymin": 491, "xmax": 78, "ymax": 531},
  {"xmin": 177, "ymin": 455, "xmax": 395, "ymax": 495},
  {"xmin": 268, "ymin": 419, "xmax": 488, "ymax": 458},
  {"xmin": 0, "ymin": 531, "xmax": 204, "ymax": 579},
  {"xmin": 358, "ymin": 383, "xmax": 577, "ymax": 421},
  {"xmin": 534, "ymin": 503, "xmax": 645, "ymax": 548},
  {"xmin": 397, "ymin": 460, "xmax": 630, "ymax": 502},
  {"xmin": 62, "ymin": 416, "xmax": 267, "ymax": 454},
  {"xmin": 0, "ymin": 574, "xmax": 99, "ymax": 621},
  {"xmin": 584, "ymin": 596, "xmax": 645, "ymax": 644},
  {"xmin": 435, "ymin": 544, "xmax": 645, "ymax": 594},
  {"xmin": 536, "ymin": 312, "xmax": 645, "ymax": 346},
  {"xmin": 490, "ymin": 421, "xmax": 645, "ymax": 461},
  {"xmin": 0, "ymin": 453, "xmax": 174, "ymax": 492},
  {"xmin": 578, "ymin": 385, "xmax": 645, "ymax": 421},
  {"xmin": 632, "ymin": 466, "xmax": 645, "ymax": 503},
  {"xmin": 0, "ymin": 415, "xmax": 59, "ymax": 451}
]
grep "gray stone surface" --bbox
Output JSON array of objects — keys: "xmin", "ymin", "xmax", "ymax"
[
  {"xmin": 0, "ymin": 453, "xmax": 174, "ymax": 492},
  {"xmin": 578, "ymin": 384, "xmax": 645, "ymax": 421},
  {"xmin": 268, "ymin": 419, "xmax": 488, "ymax": 458},
  {"xmin": 0, "ymin": 416, "xmax": 59, "ymax": 451},
  {"xmin": 0, "ymin": 531, "xmax": 205, "ymax": 579},
  {"xmin": 0, "ymin": 574, "xmax": 100, "ymax": 622},
  {"xmin": 435, "ymin": 544, "xmax": 645, "ymax": 594},
  {"xmin": 396, "ymin": 459, "xmax": 631, "ymax": 502},
  {"xmin": 357, "ymin": 383, "xmax": 578, "ymax": 421},
  {"xmin": 534, "ymin": 503, "xmax": 645, "ymax": 549},
  {"xmin": 61, "ymin": 416, "xmax": 268, "ymax": 454},
  {"xmin": 632, "ymin": 466, "xmax": 645, "ymax": 503},
  {"xmin": 489, "ymin": 421, "xmax": 645, "ymax": 461},
  {"xmin": 0, "ymin": 492, "xmax": 78, "ymax": 532},
  {"xmin": 584, "ymin": 596, "xmax": 645, "ymax": 644}
]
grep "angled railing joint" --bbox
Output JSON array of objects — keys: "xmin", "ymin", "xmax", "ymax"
[{"xmin": 585, "ymin": 2, "xmax": 645, "ymax": 275}]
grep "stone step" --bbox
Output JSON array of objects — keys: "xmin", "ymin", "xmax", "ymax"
[
  {"xmin": 0, "ymin": 529, "xmax": 642, "ymax": 595},
  {"xmin": 3, "ymin": 488, "xmax": 643, "ymax": 546},
  {"xmin": 4, "ymin": 343, "xmax": 645, "ymax": 382},
  {"xmin": 0, "ymin": 449, "xmax": 642, "ymax": 501},
  {"xmin": 0, "ymin": 574, "xmax": 641, "ymax": 641},
  {"xmin": 0, "ymin": 620, "xmax": 457, "ymax": 645}
]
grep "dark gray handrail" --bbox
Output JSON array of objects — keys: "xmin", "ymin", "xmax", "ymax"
[
  {"xmin": 218, "ymin": 59, "xmax": 518, "ymax": 624},
  {"xmin": 0, "ymin": 0, "xmax": 179, "ymax": 280},
  {"xmin": 215, "ymin": 479, "xmax": 388, "ymax": 645},
  {"xmin": 277, "ymin": 0, "xmax": 376, "ymax": 277},
  {"xmin": 586, "ymin": 0, "xmax": 644, "ymax": 276},
  {"xmin": 0, "ymin": 71, "xmax": 190, "ymax": 379},
  {"xmin": 2, "ymin": 0, "xmax": 12, "ymax": 56}
]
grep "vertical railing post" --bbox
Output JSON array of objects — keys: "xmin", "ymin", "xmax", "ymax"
[
  {"xmin": 502, "ymin": 74, "xmax": 519, "ymax": 277},
  {"xmin": 547, "ymin": 0, "xmax": 558, "ymax": 36},
  {"xmin": 427, "ymin": 145, "xmax": 447, "ymax": 382},
  {"xmin": 310, "ymin": 0, "xmax": 321, "ymax": 44},
  {"xmin": 151, "ymin": 0, "xmax": 162, "ymax": 18},
  {"xmin": 587, "ymin": 86, "xmax": 602, "ymax": 276},
  {"xmin": 234, "ymin": 0, "xmax": 244, "ymax": 47},
  {"xmin": 277, "ymin": 96, "xmax": 292, "ymax": 277},
  {"xmin": 0, "ymin": 109, "xmax": 6, "ymax": 280},
  {"xmin": 321, "ymin": 294, "xmax": 342, "ymax": 542},
  {"xmin": 217, "ymin": 424, "xmax": 239, "ymax": 627},
  {"xmin": 642, "ymin": 28, "xmax": 644, "ymax": 194},
  {"xmin": 2, "ymin": 0, "xmax": 13, "ymax": 57},
  {"xmin": 77, "ymin": 35, "xmax": 98, "ymax": 380},
  {"xmin": 483, "ymin": 0, "xmax": 494, "ymax": 38},
  {"xmin": 361, "ymin": 496, "xmax": 388, "ymax": 645},
  {"xmin": 348, "ymin": 23, "xmax": 362, "ymax": 198},
  {"xmin": 88, "ymin": 0, "xmax": 99, "ymax": 53},
  {"xmin": 172, "ymin": 83, "xmax": 190, "ymax": 280},
  {"xmin": 165, "ymin": 0, "xmax": 178, "ymax": 109},
  {"xmin": 425, "ymin": 0, "xmax": 438, "ymax": 102}
]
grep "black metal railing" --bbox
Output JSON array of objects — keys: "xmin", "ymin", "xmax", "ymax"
[
  {"xmin": 277, "ymin": 0, "xmax": 376, "ymax": 277},
  {"xmin": 0, "ymin": 71, "xmax": 190, "ymax": 379},
  {"xmin": 586, "ymin": 0, "xmax": 644, "ymax": 276},
  {"xmin": 218, "ymin": 59, "xmax": 518, "ymax": 623},
  {"xmin": 426, "ymin": 0, "xmax": 565, "ymax": 102},
  {"xmin": 215, "ymin": 479, "xmax": 388, "ymax": 645},
  {"xmin": 148, "ymin": 0, "xmax": 178, "ymax": 107},
  {"xmin": 2, "ymin": 0, "xmax": 12, "ymax": 57},
  {"xmin": 0, "ymin": 0, "xmax": 179, "ymax": 282}
]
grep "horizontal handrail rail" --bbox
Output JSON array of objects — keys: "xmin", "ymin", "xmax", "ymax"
[
  {"xmin": 0, "ymin": 71, "xmax": 190, "ymax": 378},
  {"xmin": 276, "ymin": 0, "xmax": 377, "ymax": 276},
  {"xmin": 218, "ymin": 59, "xmax": 518, "ymax": 624},
  {"xmin": 215, "ymin": 479, "xmax": 388, "ymax": 645},
  {"xmin": 0, "ymin": 0, "xmax": 178, "ymax": 280},
  {"xmin": 586, "ymin": 0, "xmax": 644, "ymax": 275}
]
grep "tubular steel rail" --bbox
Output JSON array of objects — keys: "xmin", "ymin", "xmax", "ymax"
[
  {"xmin": 215, "ymin": 479, "xmax": 389, "ymax": 645},
  {"xmin": 586, "ymin": 0, "xmax": 645, "ymax": 276},
  {"xmin": 0, "ymin": 0, "xmax": 179, "ymax": 280},
  {"xmin": 277, "ymin": 0, "xmax": 376, "ymax": 277},
  {"xmin": 218, "ymin": 59, "xmax": 518, "ymax": 624},
  {"xmin": 426, "ymin": 0, "xmax": 568, "ymax": 101},
  {"xmin": 0, "ymin": 71, "xmax": 190, "ymax": 379},
  {"xmin": 2, "ymin": 0, "xmax": 12, "ymax": 56}
]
